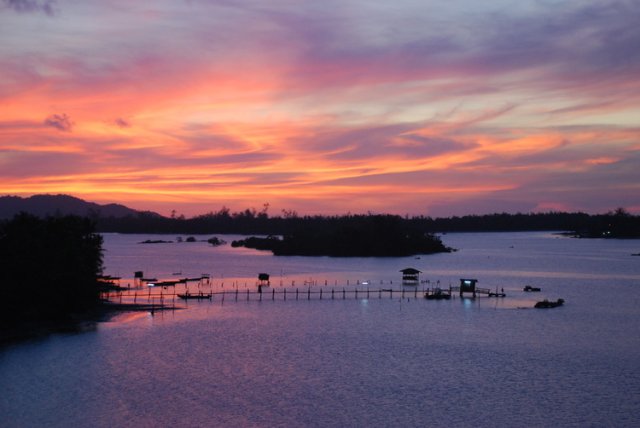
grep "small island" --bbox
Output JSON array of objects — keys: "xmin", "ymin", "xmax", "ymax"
[
  {"xmin": 231, "ymin": 214, "xmax": 453, "ymax": 257},
  {"xmin": 139, "ymin": 239, "xmax": 173, "ymax": 244},
  {"xmin": 207, "ymin": 236, "xmax": 227, "ymax": 246}
]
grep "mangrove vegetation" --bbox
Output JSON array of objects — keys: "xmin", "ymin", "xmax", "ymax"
[{"xmin": 0, "ymin": 214, "xmax": 104, "ymax": 342}]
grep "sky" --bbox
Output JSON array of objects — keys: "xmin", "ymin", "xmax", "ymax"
[{"xmin": 1, "ymin": 0, "xmax": 639, "ymax": 217}]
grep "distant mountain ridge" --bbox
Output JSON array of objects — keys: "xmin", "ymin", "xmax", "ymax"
[{"xmin": 0, "ymin": 194, "xmax": 155, "ymax": 219}]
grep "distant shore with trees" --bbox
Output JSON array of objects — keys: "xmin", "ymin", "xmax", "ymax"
[
  {"xmin": 94, "ymin": 207, "xmax": 640, "ymax": 239},
  {"xmin": 2, "ymin": 195, "xmax": 639, "ymax": 238}
]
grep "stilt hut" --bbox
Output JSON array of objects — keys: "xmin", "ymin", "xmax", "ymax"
[
  {"xmin": 400, "ymin": 268, "xmax": 421, "ymax": 286},
  {"xmin": 134, "ymin": 271, "xmax": 144, "ymax": 287},
  {"xmin": 459, "ymin": 278, "xmax": 478, "ymax": 297},
  {"xmin": 258, "ymin": 273, "xmax": 270, "ymax": 287}
]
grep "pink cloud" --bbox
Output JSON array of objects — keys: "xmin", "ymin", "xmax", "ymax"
[{"xmin": 1, "ymin": 1, "xmax": 639, "ymax": 216}]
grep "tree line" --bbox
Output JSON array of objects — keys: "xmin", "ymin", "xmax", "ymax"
[{"xmin": 93, "ymin": 207, "xmax": 640, "ymax": 238}]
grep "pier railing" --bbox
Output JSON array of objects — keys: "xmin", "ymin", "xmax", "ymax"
[{"xmin": 102, "ymin": 286, "xmax": 443, "ymax": 306}]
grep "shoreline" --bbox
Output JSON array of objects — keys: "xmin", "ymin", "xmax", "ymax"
[{"xmin": 0, "ymin": 302, "xmax": 179, "ymax": 348}]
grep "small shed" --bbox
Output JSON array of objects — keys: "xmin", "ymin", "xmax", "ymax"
[
  {"xmin": 258, "ymin": 273, "xmax": 270, "ymax": 286},
  {"xmin": 459, "ymin": 278, "xmax": 478, "ymax": 297},
  {"xmin": 134, "ymin": 271, "xmax": 144, "ymax": 287},
  {"xmin": 400, "ymin": 268, "xmax": 421, "ymax": 285}
]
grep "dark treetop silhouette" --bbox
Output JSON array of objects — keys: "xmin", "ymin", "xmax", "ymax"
[{"xmin": 0, "ymin": 214, "xmax": 104, "ymax": 330}]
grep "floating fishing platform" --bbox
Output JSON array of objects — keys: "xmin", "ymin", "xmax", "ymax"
[{"xmin": 424, "ymin": 288, "xmax": 451, "ymax": 300}]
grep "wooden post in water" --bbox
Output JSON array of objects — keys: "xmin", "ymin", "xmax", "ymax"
[
  {"xmin": 307, "ymin": 288, "xmax": 310, "ymax": 300},
  {"xmin": 296, "ymin": 288, "xmax": 299, "ymax": 300},
  {"xmin": 355, "ymin": 289, "xmax": 358, "ymax": 299},
  {"xmin": 272, "ymin": 288, "xmax": 275, "ymax": 300},
  {"xmin": 320, "ymin": 289, "xmax": 323, "ymax": 299},
  {"xmin": 343, "ymin": 288, "xmax": 346, "ymax": 299},
  {"xmin": 331, "ymin": 288, "xmax": 334, "ymax": 299}
]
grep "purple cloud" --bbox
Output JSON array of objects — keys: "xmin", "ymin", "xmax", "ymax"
[
  {"xmin": 2, "ymin": 0, "xmax": 55, "ymax": 16},
  {"xmin": 114, "ymin": 118, "xmax": 130, "ymax": 128},
  {"xmin": 43, "ymin": 113, "xmax": 73, "ymax": 132}
]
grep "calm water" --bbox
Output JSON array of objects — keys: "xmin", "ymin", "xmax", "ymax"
[{"xmin": 1, "ymin": 232, "xmax": 640, "ymax": 427}]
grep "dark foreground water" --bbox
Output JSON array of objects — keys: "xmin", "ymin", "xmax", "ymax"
[{"xmin": 1, "ymin": 232, "xmax": 639, "ymax": 427}]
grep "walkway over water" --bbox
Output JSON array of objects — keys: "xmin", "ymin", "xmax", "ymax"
[{"xmin": 103, "ymin": 282, "xmax": 506, "ymax": 307}]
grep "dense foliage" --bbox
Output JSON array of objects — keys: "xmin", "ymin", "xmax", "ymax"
[
  {"xmin": 0, "ymin": 214, "xmax": 104, "ymax": 324},
  {"xmin": 232, "ymin": 215, "xmax": 452, "ymax": 256}
]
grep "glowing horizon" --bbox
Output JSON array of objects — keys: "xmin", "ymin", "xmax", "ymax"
[{"xmin": 1, "ymin": 1, "xmax": 639, "ymax": 217}]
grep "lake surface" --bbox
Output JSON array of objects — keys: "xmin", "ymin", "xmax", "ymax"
[{"xmin": 1, "ymin": 232, "xmax": 640, "ymax": 427}]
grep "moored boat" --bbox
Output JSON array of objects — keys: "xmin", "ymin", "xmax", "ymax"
[
  {"xmin": 534, "ymin": 298, "xmax": 564, "ymax": 308},
  {"xmin": 177, "ymin": 292, "xmax": 212, "ymax": 300},
  {"xmin": 424, "ymin": 288, "xmax": 451, "ymax": 300}
]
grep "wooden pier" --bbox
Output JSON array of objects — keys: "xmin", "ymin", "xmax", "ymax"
[
  {"xmin": 101, "ymin": 273, "xmax": 507, "ymax": 308},
  {"xmin": 103, "ymin": 285, "xmax": 508, "ymax": 307},
  {"xmin": 105, "ymin": 286, "xmax": 426, "ymax": 304}
]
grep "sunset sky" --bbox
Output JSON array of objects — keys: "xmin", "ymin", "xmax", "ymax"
[{"xmin": 1, "ymin": 0, "xmax": 639, "ymax": 217}]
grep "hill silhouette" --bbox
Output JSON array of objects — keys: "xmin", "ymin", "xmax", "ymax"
[{"xmin": 0, "ymin": 194, "xmax": 156, "ymax": 219}]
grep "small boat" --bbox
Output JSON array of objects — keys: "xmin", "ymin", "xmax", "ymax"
[
  {"xmin": 177, "ymin": 292, "xmax": 212, "ymax": 300},
  {"xmin": 424, "ymin": 288, "xmax": 451, "ymax": 300},
  {"xmin": 524, "ymin": 285, "xmax": 541, "ymax": 292},
  {"xmin": 534, "ymin": 298, "xmax": 564, "ymax": 308}
]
